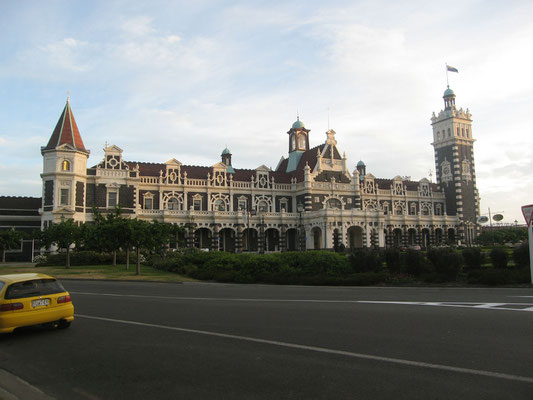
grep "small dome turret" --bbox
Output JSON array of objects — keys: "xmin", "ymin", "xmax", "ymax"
[
  {"xmin": 444, "ymin": 87, "xmax": 455, "ymax": 97},
  {"xmin": 292, "ymin": 116, "xmax": 305, "ymax": 129},
  {"xmin": 221, "ymin": 147, "xmax": 231, "ymax": 155}
]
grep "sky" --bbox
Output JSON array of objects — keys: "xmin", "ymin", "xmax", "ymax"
[{"xmin": 1, "ymin": 0, "xmax": 532, "ymax": 225}]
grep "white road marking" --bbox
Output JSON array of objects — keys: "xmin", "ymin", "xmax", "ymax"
[
  {"xmin": 71, "ymin": 292, "xmax": 533, "ymax": 312},
  {"xmin": 75, "ymin": 313, "xmax": 533, "ymax": 385},
  {"xmin": 358, "ymin": 301, "xmax": 533, "ymax": 312}
]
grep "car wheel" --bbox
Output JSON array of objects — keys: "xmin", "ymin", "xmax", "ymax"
[{"xmin": 57, "ymin": 320, "xmax": 71, "ymax": 329}]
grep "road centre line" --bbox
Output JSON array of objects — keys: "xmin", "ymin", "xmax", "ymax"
[
  {"xmin": 70, "ymin": 292, "xmax": 364, "ymax": 303},
  {"xmin": 75, "ymin": 313, "xmax": 533, "ymax": 385},
  {"xmin": 70, "ymin": 292, "xmax": 533, "ymax": 311}
]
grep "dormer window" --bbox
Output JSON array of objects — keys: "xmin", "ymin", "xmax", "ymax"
[{"xmin": 62, "ymin": 160, "xmax": 71, "ymax": 171}]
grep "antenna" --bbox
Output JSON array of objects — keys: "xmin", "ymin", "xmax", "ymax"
[{"xmin": 328, "ymin": 107, "xmax": 330, "ymax": 130}]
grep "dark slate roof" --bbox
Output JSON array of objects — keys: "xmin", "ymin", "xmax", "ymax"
[
  {"xmin": 375, "ymin": 178, "xmax": 440, "ymax": 192},
  {"xmin": 322, "ymin": 144, "xmax": 342, "ymax": 160},
  {"xmin": 0, "ymin": 196, "xmax": 42, "ymax": 210},
  {"xmin": 43, "ymin": 100, "xmax": 88, "ymax": 153}
]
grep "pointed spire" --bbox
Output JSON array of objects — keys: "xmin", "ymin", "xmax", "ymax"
[{"xmin": 43, "ymin": 98, "xmax": 88, "ymax": 153}]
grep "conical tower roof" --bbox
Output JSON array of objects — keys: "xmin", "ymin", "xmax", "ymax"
[{"xmin": 43, "ymin": 99, "xmax": 88, "ymax": 153}]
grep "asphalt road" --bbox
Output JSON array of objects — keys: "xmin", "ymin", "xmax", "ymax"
[{"xmin": 1, "ymin": 280, "xmax": 533, "ymax": 399}]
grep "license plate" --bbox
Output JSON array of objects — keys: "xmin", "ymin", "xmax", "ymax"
[{"xmin": 32, "ymin": 299, "xmax": 50, "ymax": 308}]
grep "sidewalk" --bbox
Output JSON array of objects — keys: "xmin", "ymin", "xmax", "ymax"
[{"xmin": 0, "ymin": 369, "xmax": 53, "ymax": 400}]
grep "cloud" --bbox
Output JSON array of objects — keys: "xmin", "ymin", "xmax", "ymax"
[
  {"xmin": 119, "ymin": 15, "xmax": 155, "ymax": 37},
  {"xmin": 38, "ymin": 37, "xmax": 92, "ymax": 72}
]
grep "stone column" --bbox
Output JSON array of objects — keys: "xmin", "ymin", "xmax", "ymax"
[
  {"xmin": 211, "ymin": 223, "xmax": 220, "ymax": 252},
  {"xmin": 185, "ymin": 223, "xmax": 196, "ymax": 248},
  {"xmin": 235, "ymin": 224, "xmax": 244, "ymax": 253},
  {"xmin": 279, "ymin": 224, "xmax": 287, "ymax": 252}
]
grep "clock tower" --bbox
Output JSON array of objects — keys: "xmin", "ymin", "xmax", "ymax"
[{"xmin": 431, "ymin": 87, "xmax": 479, "ymax": 244}]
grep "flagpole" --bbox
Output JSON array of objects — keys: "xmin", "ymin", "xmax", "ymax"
[{"xmin": 445, "ymin": 63, "xmax": 449, "ymax": 87}]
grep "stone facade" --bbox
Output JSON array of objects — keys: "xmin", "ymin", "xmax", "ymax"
[{"xmin": 39, "ymin": 89, "xmax": 479, "ymax": 251}]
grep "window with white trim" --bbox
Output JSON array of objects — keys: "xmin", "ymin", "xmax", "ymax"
[
  {"xmin": 60, "ymin": 188, "xmax": 70, "ymax": 205},
  {"xmin": 145, "ymin": 197, "xmax": 153, "ymax": 210},
  {"xmin": 193, "ymin": 199, "xmax": 202, "ymax": 211},
  {"xmin": 279, "ymin": 198, "xmax": 288, "ymax": 212},
  {"xmin": 107, "ymin": 191, "xmax": 118, "ymax": 208}
]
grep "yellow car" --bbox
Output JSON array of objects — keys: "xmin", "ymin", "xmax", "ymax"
[{"xmin": 0, "ymin": 273, "xmax": 74, "ymax": 333}]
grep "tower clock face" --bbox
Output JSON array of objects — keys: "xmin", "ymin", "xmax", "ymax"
[{"xmin": 443, "ymin": 166, "xmax": 450, "ymax": 175}]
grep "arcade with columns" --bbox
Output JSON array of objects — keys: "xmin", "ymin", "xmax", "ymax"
[{"xmin": 40, "ymin": 89, "xmax": 479, "ymax": 251}]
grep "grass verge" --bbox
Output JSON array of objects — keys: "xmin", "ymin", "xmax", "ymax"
[{"xmin": 0, "ymin": 263, "xmax": 195, "ymax": 283}]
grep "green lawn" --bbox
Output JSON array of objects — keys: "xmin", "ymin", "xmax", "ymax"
[{"xmin": 0, "ymin": 263, "xmax": 195, "ymax": 283}]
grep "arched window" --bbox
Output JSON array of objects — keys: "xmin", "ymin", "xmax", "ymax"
[
  {"xmin": 167, "ymin": 198, "xmax": 180, "ymax": 210},
  {"xmin": 214, "ymin": 199, "xmax": 226, "ymax": 211},
  {"xmin": 62, "ymin": 160, "xmax": 71, "ymax": 171},
  {"xmin": 327, "ymin": 198, "xmax": 342, "ymax": 209},
  {"xmin": 291, "ymin": 136, "xmax": 296, "ymax": 151},
  {"xmin": 257, "ymin": 200, "xmax": 268, "ymax": 212}
]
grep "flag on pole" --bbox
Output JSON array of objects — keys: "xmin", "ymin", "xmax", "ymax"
[{"xmin": 446, "ymin": 65, "xmax": 459, "ymax": 73}]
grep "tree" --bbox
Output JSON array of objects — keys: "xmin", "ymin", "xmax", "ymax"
[
  {"xmin": 0, "ymin": 229, "xmax": 23, "ymax": 263},
  {"xmin": 128, "ymin": 219, "xmax": 153, "ymax": 275},
  {"xmin": 40, "ymin": 219, "xmax": 80, "ymax": 269}
]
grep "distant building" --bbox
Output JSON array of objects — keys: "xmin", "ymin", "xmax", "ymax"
[
  {"xmin": 39, "ymin": 88, "xmax": 479, "ymax": 251},
  {"xmin": 0, "ymin": 196, "xmax": 41, "ymax": 261}
]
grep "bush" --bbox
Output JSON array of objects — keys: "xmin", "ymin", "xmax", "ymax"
[
  {"xmin": 384, "ymin": 248, "xmax": 401, "ymax": 274},
  {"xmin": 348, "ymin": 249, "xmax": 382, "ymax": 273},
  {"xmin": 402, "ymin": 250, "xmax": 430, "ymax": 276},
  {"xmin": 513, "ymin": 242, "xmax": 530, "ymax": 269},
  {"xmin": 467, "ymin": 268, "xmax": 530, "ymax": 285},
  {"xmin": 462, "ymin": 248, "xmax": 485, "ymax": 270},
  {"xmin": 426, "ymin": 247, "xmax": 463, "ymax": 281},
  {"xmin": 490, "ymin": 248, "xmax": 508, "ymax": 269}
]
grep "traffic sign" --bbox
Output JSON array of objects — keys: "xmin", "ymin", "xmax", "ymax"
[{"xmin": 521, "ymin": 204, "xmax": 533, "ymax": 227}]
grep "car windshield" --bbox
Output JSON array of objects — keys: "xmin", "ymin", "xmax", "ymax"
[
  {"xmin": 0, "ymin": 281, "xmax": 4, "ymax": 292},
  {"xmin": 5, "ymin": 279, "xmax": 66, "ymax": 300}
]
